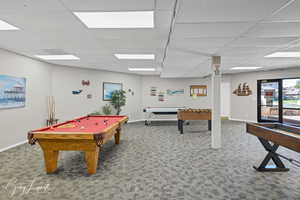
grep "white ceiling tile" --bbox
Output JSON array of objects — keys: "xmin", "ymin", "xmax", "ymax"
[
  {"xmin": 0, "ymin": 0, "xmax": 299, "ymax": 77},
  {"xmin": 270, "ymin": 0, "xmax": 300, "ymax": 21},
  {"xmin": 246, "ymin": 22, "xmax": 300, "ymax": 37},
  {"xmin": 61, "ymin": 0, "xmax": 154, "ymax": 11},
  {"xmin": 0, "ymin": 0, "xmax": 65, "ymax": 13},
  {"xmin": 163, "ymin": 49, "xmax": 207, "ymax": 67},
  {"xmin": 156, "ymin": 0, "xmax": 176, "ymax": 10},
  {"xmin": 177, "ymin": 0, "xmax": 290, "ymax": 23},
  {"xmin": 0, "ymin": 11, "xmax": 84, "ymax": 31},
  {"xmin": 218, "ymin": 47, "xmax": 275, "ymax": 57},
  {"xmin": 172, "ymin": 37, "xmax": 233, "ymax": 47},
  {"xmin": 155, "ymin": 11, "xmax": 173, "ymax": 29},
  {"xmin": 228, "ymin": 36, "xmax": 299, "ymax": 47},
  {"xmin": 173, "ymin": 22, "xmax": 254, "ymax": 38},
  {"xmin": 90, "ymin": 29, "xmax": 168, "ymax": 40}
]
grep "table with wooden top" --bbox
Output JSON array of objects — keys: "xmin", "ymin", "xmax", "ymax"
[
  {"xmin": 28, "ymin": 115, "xmax": 128, "ymax": 175},
  {"xmin": 246, "ymin": 122, "xmax": 300, "ymax": 172},
  {"xmin": 177, "ymin": 109, "xmax": 212, "ymax": 134}
]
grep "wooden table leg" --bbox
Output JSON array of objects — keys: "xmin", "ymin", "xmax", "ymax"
[
  {"xmin": 85, "ymin": 147, "xmax": 100, "ymax": 175},
  {"xmin": 43, "ymin": 150, "xmax": 59, "ymax": 173},
  {"xmin": 179, "ymin": 120, "xmax": 184, "ymax": 134},
  {"xmin": 115, "ymin": 128, "xmax": 121, "ymax": 144},
  {"xmin": 208, "ymin": 120, "xmax": 212, "ymax": 131}
]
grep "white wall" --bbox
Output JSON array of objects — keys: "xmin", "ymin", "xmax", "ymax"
[
  {"xmin": 230, "ymin": 68, "xmax": 300, "ymax": 122},
  {"xmin": 141, "ymin": 76, "xmax": 212, "ymax": 108},
  {"xmin": 51, "ymin": 66, "xmax": 143, "ymax": 122},
  {"xmin": 0, "ymin": 49, "xmax": 52, "ymax": 151},
  {"xmin": 221, "ymin": 75, "xmax": 231, "ymax": 117},
  {"xmin": 141, "ymin": 75, "xmax": 231, "ymax": 118},
  {"xmin": 0, "ymin": 50, "xmax": 143, "ymax": 151},
  {"xmin": 0, "ymin": 48, "xmax": 235, "ymax": 151}
]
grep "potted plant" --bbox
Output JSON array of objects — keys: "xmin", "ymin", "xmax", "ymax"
[
  {"xmin": 89, "ymin": 104, "xmax": 112, "ymax": 116},
  {"xmin": 110, "ymin": 90, "xmax": 126, "ymax": 115},
  {"xmin": 102, "ymin": 104, "xmax": 112, "ymax": 115}
]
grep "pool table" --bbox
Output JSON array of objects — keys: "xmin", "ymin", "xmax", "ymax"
[{"xmin": 28, "ymin": 115, "xmax": 128, "ymax": 175}]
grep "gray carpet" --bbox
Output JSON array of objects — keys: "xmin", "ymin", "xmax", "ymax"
[{"xmin": 0, "ymin": 120, "xmax": 299, "ymax": 200}]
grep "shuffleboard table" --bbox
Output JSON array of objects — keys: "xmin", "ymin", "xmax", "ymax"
[
  {"xmin": 28, "ymin": 115, "xmax": 128, "ymax": 175},
  {"xmin": 246, "ymin": 123, "xmax": 300, "ymax": 172}
]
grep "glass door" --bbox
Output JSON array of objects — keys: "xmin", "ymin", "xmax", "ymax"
[
  {"xmin": 257, "ymin": 79, "xmax": 282, "ymax": 122},
  {"xmin": 282, "ymin": 78, "xmax": 300, "ymax": 125}
]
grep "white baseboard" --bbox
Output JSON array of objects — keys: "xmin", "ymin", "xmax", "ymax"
[
  {"xmin": 0, "ymin": 140, "xmax": 27, "ymax": 153},
  {"xmin": 127, "ymin": 119, "xmax": 145, "ymax": 123},
  {"xmin": 229, "ymin": 118, "xmax": 257, "ymax": 123},
  {"xmin": 146, "ymin": 119, "xmax": 177, "ymax": 121}
]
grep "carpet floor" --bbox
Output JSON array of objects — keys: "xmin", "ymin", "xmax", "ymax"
[{"xmin": 0, "ymin": 120, "xmax": 299, "ymax": 200}]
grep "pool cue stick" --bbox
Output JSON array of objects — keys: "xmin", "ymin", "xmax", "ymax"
[
  {"xmin": 50, "ymin": 96, "xmax": 53, "ymax": 121},
  {"xmin": 47, "ymin": 96, "xmax": 51, "ymax": 121},
  {"xmin": 52, "ymin": 96, "xmax": 56, "ymax": 120},
  {"xmin": 51, "ymin": 96, "xmax": 54, "ymax": 121}
]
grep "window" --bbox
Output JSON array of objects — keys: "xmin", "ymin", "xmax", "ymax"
[
  {"xmin": 283, "ymin": 78, "xmax": 300, "ymax": 125},
  {"xmin": 258, "ymin": 78, "xmax": 300, "ymax": 126}
]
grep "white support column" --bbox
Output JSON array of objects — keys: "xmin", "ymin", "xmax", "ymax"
[{"xmin": 211, "ymin": 56, "xmax": 222, "ymax": 149}]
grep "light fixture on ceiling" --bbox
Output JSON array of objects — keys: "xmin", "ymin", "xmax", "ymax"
[
  {"xmin": 35, "ymin": 55, "xmax": 80, "ymax": 60},
  {"xmin": 73, "ymin": 11, "xmax": 154, "ymax": 28},
  {"xmin": 128, "ymin": 68, "xmax": 156, "ymax": 71},
  {"xmin": 0, "ymin": 19, "xmax": 19, "ymax": 30},
  {"xmin": 231, "ymin": 67, "xmax": 262, "ymax": 70},
  {"xmin": 115, "ymin": 54, "xmax": 155, "ymax": 60},
  {"xmin": 265, "ymin": 52, "xmax": 300, "ymax": 58}
]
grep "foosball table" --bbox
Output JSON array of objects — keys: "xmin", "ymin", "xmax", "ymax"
[{"xmin": 177, "ymin": 109, "xmax": 212, "ymax": 134}]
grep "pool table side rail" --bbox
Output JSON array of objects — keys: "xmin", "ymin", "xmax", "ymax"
[
  {"xmin": 32, "ymin": 115, "xmax": 127, "ymax": 132},
  {"xmin": 246, "ymin": 123, "xmax": 300, "ymax": 153},
  {"xmin": 28, "ymin": 116, "xmax": 128, "ymax": 144}
]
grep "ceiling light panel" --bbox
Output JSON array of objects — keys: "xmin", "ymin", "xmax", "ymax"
[
  {"xmin": 35, "ymin": 55, "xmax": 80, "ymax": 60},
  {"xmin": 0, "ymin": 19, "xmax": 19, "ymax": 30},
  {"xmin": 265, "ymin": 52, "xmax": 300, "ymax": 58},
  {"xmin": 115, "ymin": 54, "xmax": 155, "ymax": 60},
  {"xmin": 176, "ymin": 0, "xmax": 289, "ymax": 23},
  {"xmin": 231, "ymin": 67, "xmax": 262, "ymax": 70},
  {"xmin": 128, "ymin": 68, "xmax": 156, "ymax": 71},
  {"xmin": 74, "ymin": 11, "xmax": 154, "ymax": 28}
]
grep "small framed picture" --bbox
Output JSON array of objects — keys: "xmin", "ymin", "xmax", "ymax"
[{"xmin": 103, "ymin": 82, "xmax": 123, "ymax": 101}]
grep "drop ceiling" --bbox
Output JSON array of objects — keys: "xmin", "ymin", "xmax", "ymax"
[{"xmin": 0, "ymin": 0, "xmax": 300, "ymax": 77}]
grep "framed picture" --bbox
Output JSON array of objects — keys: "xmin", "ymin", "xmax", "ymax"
[
  {"xmin": 0, "ymin": 74, "xmax": 26, "ymax": 109},
  {"xmin": 103, "ymin": 82, "xmax": 122, "ymax": 101},
  {"xmin": 190, "ymin": 85, "xmax": 207, "ymax": 97}
]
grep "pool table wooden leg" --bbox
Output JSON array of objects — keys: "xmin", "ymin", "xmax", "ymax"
[
  {"xmin": 43, "ymin": 150, "xmax": 59, "ymax": 173},
  {"xmin": 115, "ymin": 128, "xmax": 121, "ymax": 144},
  {"xmin": 85, "ymin": 147, "xmax": 100, "ymax": 175}
]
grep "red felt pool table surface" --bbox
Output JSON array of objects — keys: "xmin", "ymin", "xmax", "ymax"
[
  {"xmin": 28, "ymin": 115, "xmax": 128, "ymax": 175},
  {"xmin": 32, "ymin": 115, "xmax": 127, "ymax": 134}
]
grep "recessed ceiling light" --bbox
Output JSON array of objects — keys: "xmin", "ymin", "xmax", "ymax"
[
  {"xmin": 231, "ymin": 67, "xmax": 262, "ymax": 70},
  {"xmin": 265, "ymin": 52, "xmax": 300, "ymax": 58},
  {"xmin": 0, "ymin": 19, "xmax": 19, "ymax": 30},
  {"xmin": 35, "ymin": 55, "xmax": 80, "ymax": 60},
  {"xmin": 73, "ymin": 11, "xmax": 154, "ymax": 28},
  {"xmin": 115, "ymin": 54, "xmax": 155, "ymax": 60},
  {"xmin": 128, "ymin": 68, "xmax": 156, "ymax": 71}
]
